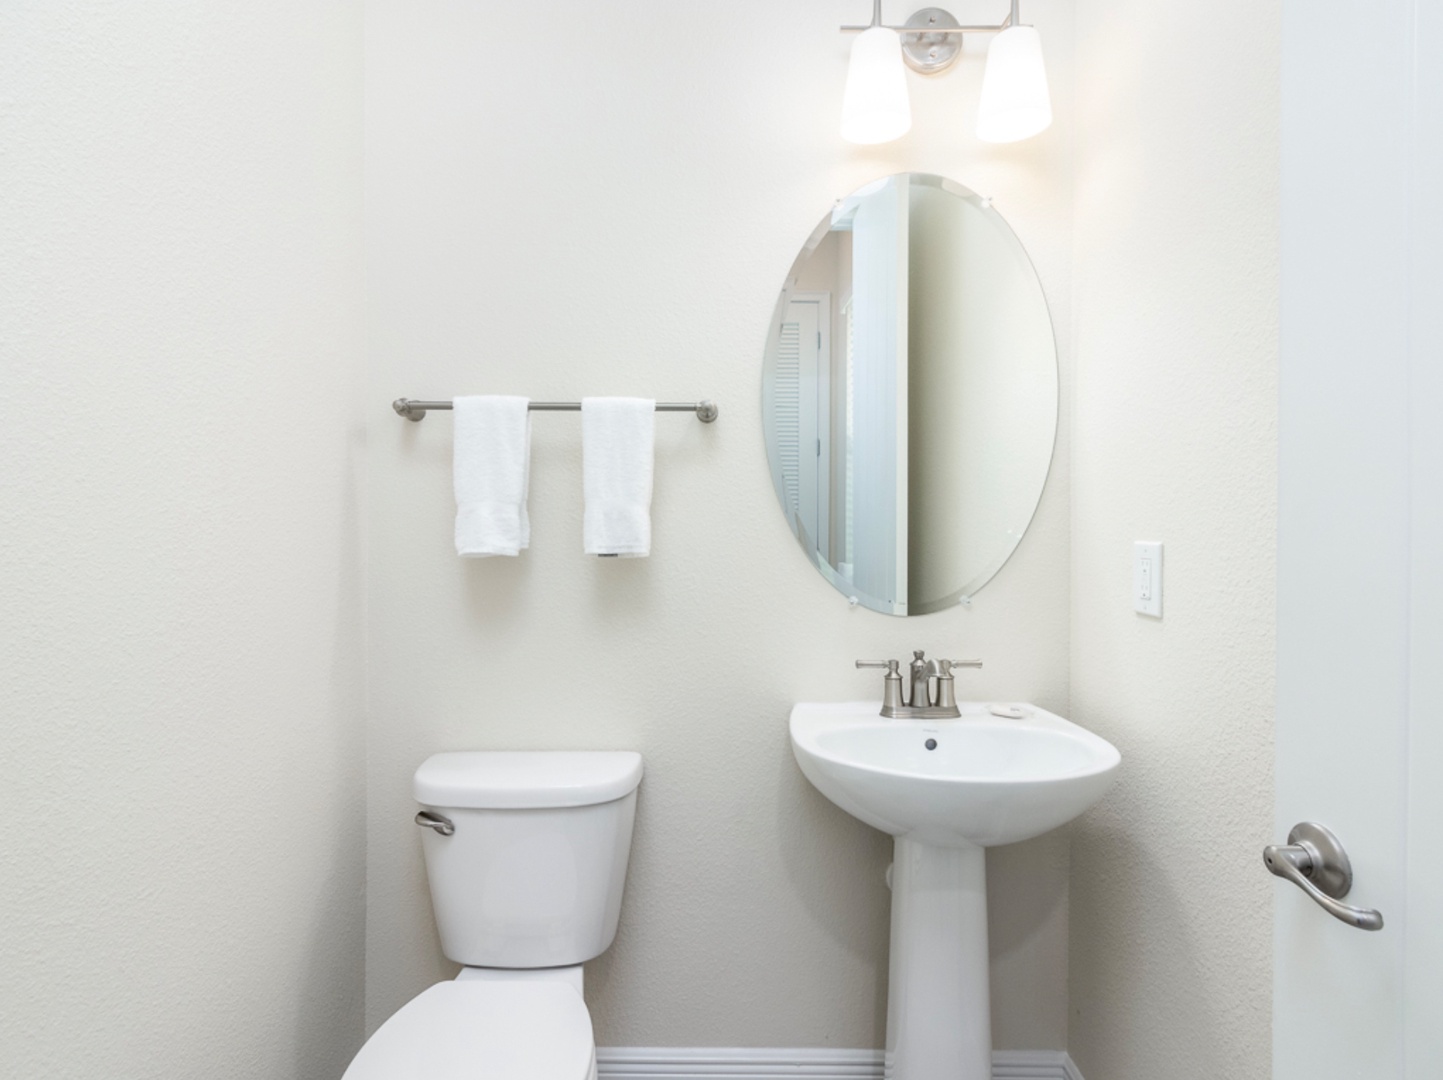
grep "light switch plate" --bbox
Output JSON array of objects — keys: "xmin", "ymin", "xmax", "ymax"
[{"xmin": 1134, "ymin": 541, "xmax": 1162, "ymax": 617}]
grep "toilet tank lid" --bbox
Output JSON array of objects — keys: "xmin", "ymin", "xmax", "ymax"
[{"xmin": 414, "ymin": 751, "xmax": 644, "ymax": 809}]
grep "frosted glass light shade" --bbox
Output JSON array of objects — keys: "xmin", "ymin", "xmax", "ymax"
[
  {"xmin": 976, "ymin": 25, "xmax": 1052, "ymax": 144},
  {"xmin": 841, "ymin": 27, "xmax": 912, "ymax": 145}
]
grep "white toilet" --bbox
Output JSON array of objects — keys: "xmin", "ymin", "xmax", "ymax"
[{"xmin": 343, "ymin": 750, "xmax": 644, "ymax": 1080}]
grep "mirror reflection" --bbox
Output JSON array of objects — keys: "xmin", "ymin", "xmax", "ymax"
[{"xmin": 762, "ymin": 173, "xmax": 1058, "ymax": 615}]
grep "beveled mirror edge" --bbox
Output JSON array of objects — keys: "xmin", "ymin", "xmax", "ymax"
[{"xmin": 759, "ymin": 171, "xmax": 1061, "ymax": 616}]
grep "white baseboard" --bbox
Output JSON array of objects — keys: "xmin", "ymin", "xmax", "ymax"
[
  {"xmin": 994, "ymin": 1050, "xmax": 1086, "ymax": 1080},
  {"xmin": 596, "ymin": 1047, "xmax": 1083, "ymax": 1080}
]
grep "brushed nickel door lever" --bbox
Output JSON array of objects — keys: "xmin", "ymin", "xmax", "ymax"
[{"xmin": 1264, "ymin": 821, "xmax": 1383, "ymax": 931}]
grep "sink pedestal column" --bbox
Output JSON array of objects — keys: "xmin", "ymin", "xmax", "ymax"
[{"xmin": 886, "ymin": 837, "xmax": 991, "ymax": 1080}]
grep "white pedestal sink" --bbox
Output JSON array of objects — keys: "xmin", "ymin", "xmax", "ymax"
[{"xmin": 790, "ymin": 701, "xmax": 1120, "ymax": 1080}]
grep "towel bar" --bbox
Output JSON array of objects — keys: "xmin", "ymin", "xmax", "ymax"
[{"xmin": 393, "ymin": 399, "xmax": 718, "ymax": 423}]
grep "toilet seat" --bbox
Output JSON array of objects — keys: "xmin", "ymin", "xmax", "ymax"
[{"xmin": 343, "ymin": 980, "xmax": 595, "ymax": 1080}]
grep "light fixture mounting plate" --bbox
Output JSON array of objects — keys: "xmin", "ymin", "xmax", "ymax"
[{"xmin": 901, "ymin": 8, "xmax": 963, "ymax": 74}]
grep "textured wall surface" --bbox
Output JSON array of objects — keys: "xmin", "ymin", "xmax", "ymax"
[
  {"xmin": 1067, "ymin": 1, "xmax": 1279, "ymax": 1077},
  {"xmin": 363, "ymin": 0, "xmax": 1075, "ymax": 1052},
  {"xmin": 0, "ymin": 4, "xmax": 366, "ymax": 1077}
]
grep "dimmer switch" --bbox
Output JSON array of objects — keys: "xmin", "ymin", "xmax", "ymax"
[{"xmin": 1134, "ymin": 541, "xmax": 1163, "ymax": 617}]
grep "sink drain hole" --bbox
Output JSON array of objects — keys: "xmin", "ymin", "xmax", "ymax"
[{"xmin": 925, "ymin": 738, "xmax": 938, "ymax": 751}]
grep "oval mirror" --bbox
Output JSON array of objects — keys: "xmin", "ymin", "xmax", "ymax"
[{"xmin": 762, "ymin": 173, "xmax": 1058, "ymax": 615}]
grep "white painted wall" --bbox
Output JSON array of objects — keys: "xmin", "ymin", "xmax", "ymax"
[
  {"xmin": 1067, "ymin": 1, "xmax": 1279, "ymax": 1077},
  {"xmin": 0, "ymin": 4, "xmax": 366, "ymax": 1077},
  {"xmin": 364, "ymin": 0, "xmax": 1075, "ymax": 1053}
]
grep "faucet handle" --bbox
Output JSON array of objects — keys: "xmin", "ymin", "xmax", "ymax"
[
  {"xmin": 856, "ymin": 659, "xmax": 901, "ymax": 675},
  {"xmin": 857, "ymin": 660, "xmax": 905, "ymax": 714},
  {"xmin": 932, "ymin": 658, "xmax": 981, "ymax": 712},
  {"xmin": 937, "ymin": 658, "xmax": 983, "ymax": 675}
]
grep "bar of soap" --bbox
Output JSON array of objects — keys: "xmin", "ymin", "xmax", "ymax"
[{"xmin": 989, "ymin": 705, "xmax": 1026, "ymax": 719}]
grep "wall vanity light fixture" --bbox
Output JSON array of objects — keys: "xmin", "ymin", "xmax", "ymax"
[{"xmin": 840, "ymin": 0, "xmax": 1052, "ymax": 145}]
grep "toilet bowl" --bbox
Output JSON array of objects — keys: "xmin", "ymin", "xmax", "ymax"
[
  {"xmin": 343, "ymin": 977, "xmax": 596, "ymax": 1080},
  {"xmin": 343, "ymin": 751, "xmax": 643, "ymax": 1080}
]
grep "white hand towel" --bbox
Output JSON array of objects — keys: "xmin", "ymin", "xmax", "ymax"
[
  {"xmin": 582, "ymin": 397, "xmax": 655, "ymax": 557},
  {"xmin": 453, "ymin": 395, "xmax": 531, "ymax": 557}
]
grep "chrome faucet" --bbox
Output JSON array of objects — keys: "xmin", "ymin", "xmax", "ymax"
[{"xmin": 856, "ymin": 651, "xmax": 983, "ymax": 719}]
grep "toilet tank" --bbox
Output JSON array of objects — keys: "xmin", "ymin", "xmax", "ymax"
[{"xmin": 413, "ymin": 751, "xmax": 643, "ymax": 969}]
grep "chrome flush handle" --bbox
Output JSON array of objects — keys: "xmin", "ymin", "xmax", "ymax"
[
  {"xmin": 1263, "ymin": 821, "xmax": 1383, "ymax": 931},
  {"xmin": 414, "ymin": 810, "xmax": 455, "ymax": 837}
]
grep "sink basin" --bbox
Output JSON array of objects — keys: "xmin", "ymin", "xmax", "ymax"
[
  {"xmin": 790, "ymin": 700, "xmax": 1120, "ymax": 1080},
  {"xmin": 790, "ymin": 701, "xmax": 1120, "ymax": 847}
]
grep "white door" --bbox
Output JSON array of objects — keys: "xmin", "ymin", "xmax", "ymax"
[
  {"xmin": 1275, "ymin": 0, "xmax": 1443, "ymax": 1074},
  {"xmin": 779, "ymin": 295, "xmax": 832, "ymax": 561}
]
